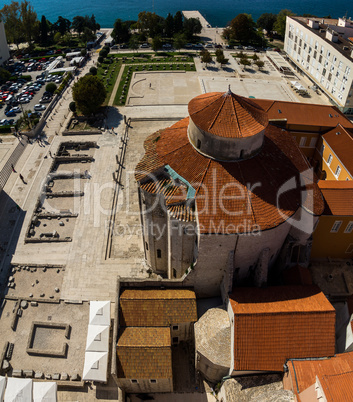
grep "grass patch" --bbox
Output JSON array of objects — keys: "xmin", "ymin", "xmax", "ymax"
[{"xmin": 97, "ymin": 57, "xmax": 123, "ymax": 105}]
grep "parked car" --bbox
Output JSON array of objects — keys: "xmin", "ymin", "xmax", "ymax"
[
  {"xmin": 34, "ymin": 104, "xmax": 46, "ymax": 111},
  {"xmin": 0, "ymin": 119, "xmax": 9, "ymax": 125},
  {"xmin": 39, "ymin": 97, "xmax": 52, "ymax": 104},
  {"xmin": 205, "ymin": 44, "xmax": 213, "ymax": 48},
  {"xmin": 5, "ymin": 110, "xmax": 16, "ymax": 117}
]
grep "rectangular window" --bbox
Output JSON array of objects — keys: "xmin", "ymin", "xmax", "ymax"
[
  {"xmin": 172, "ymin": 337, "xmax": 179, "ymax": 344},
  {"xmin": 320, "ymin": 144, "xmax": 325, "ymax": 155},
  {"xmin": 150, "ymin": 379, "xmax": 157, "ymax": 384},
  {"xmin": 309, "ymin": 138, "xmax": 317, "ymax": 148},
  {"xmin": 335, "ymin": 166, "xmax": 341, "ymax": 178},
  {"xmin": 172, "ymin": 325, "xmax": 179, "ymax": 331},
  {"xmin": 145, "ymin": 242, "xmax": 149, "ymax": 251},
  {"xmin": 157, "ymin": 249, "xmax": 161, "ymax": 258},
  {"xmin": 131, "ymin": 379, "xmax": 138, "ymax": 384},
  {"xmin": 331, "ymin": 221, "xmax": 342, "ymax": 233},
  {"xmin": 173, "ymin": 268, "xmax": 177, "ymax": 278},
  {"xmin": 299, "ymin": 137, "xmax": 307, "ymax": 146},
  {"xmin": 327, "ymin": 154, "xmax": 333, "ymax": 165},
  {"xmin": 344, "ymin": 222, "xmax": 353, "ymax": 233}
]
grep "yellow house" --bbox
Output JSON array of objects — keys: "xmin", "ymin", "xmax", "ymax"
[
  {"xmin": 313, "ymin": 124, "xmax": 353, "ymax": 181},
  {"xmin": 311, "ymin": 180, "xmax": 353, "ymax": 259}
]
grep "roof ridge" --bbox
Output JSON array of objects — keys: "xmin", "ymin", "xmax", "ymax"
[
  {"xmin": 231, "ymin": 95, "xmax": 242, "ymax": 137},
  {"xmin": 208, "ymin": 95, "xmax": 227, "ymax": 132}
]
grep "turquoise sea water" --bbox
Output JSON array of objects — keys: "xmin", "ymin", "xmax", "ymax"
[{"xmin": 0, "ymin": 0, "xmax": 352, "ymax": 28}]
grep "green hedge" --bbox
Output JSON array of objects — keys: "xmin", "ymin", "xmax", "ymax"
[{"xmin": 0, "ymin": 126, "xmax": 13, "ymax": 133}]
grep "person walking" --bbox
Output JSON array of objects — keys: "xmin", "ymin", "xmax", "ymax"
[
  {"xmin": 11, "ymin": 164, "xmax": 16, "ymax": 173},
  {"xmin": 19, "ymin": 174, "xmax": 27, "ymax": 184}
]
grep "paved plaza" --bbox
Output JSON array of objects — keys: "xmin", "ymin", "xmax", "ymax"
[{"xmin": 0, "ymin": 28, "xmax": 334, "ymax": 399}]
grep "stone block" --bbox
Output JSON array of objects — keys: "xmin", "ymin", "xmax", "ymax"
[
  {"xmin": 45, "ymin": 374, "xmax": 52, "ymax": 380},
  {"xmin": 13, "ymin": 369, "xmax": 23, "ymax": 377},
  {"xmin": 61, "ymin": 372, "xmax": 69, "ymax": 381},
  {"xmin": 35, "ymin": 371, "xmax": 43, "ymax": 379},
  {"xmin": 71, "ymin": 373, "xmax": 80, "ymax": 381},
  {"xmin": 53, "ymin": 373, "xmax": 60, "ymax": 380},
  {"xmin": 24, "ymin": 369, "xmax": 34, "ymax": 378}
]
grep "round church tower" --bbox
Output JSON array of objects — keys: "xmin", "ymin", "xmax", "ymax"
[{"xmin": 188, "ymin": 87, "xmax": 268, "ymax": 161}]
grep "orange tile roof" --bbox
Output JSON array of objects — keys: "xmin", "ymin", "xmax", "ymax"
[
  {"xmin": 229, "ymin": 286, "xmax": 336, "ymax": 372},
  {"xmin": 318, "ymin": 180, "xmax": 353, "ymax": 215},
  {"xmin": 253, "ymin": 100, "xmax": 353, "ymax": 130},
  {"xmin": 117, "ymin": 327, "xmax": 172, "ymax": 379},
  {"xmin": 320, "ymin": 371, "xmax": 353, "ymax": 402},
  {"xmin": 119, "ymin": 288, "xmax": 198, "ymax": 327},
  {"xmin": 288, "ymin": 352, "xmax": 353, "ymax": 397},
  {"xmin": 188, "ymin": 91, "xmax": 268, "ymax": 138},
  {"xmin": 322, "ymin": 125, "xmax": 353, "ymax": 176},
  {"xmin": 136, "ymin": 116, "xmax": 324, "ymax": 234}
]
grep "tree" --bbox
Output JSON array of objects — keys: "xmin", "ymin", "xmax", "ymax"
[
  {"xmin": 137, "ymin": 11, "xmax": 164, "ymax": 38},
  {"xmin": 99, "ymin": 47, "xmax": 108, "ymax": 58},
  {"xmin": 54, "ymin": 16, "xmax": 71, "ymax": 35},
  {"xmin": 20, "ymin": 0, "xmax": 37, "ymax": 43},
  {"xmin": 152, "ymin": 36, "xmax": 162, "ymax": 51},
  {"xmin": 82, "ymin": 26, "xmax": 95, "ymax": 43},
  {"xmin": 174, "ymin": 11, "xmax": 183, "ymax": 34},
  {"xmin": 183, "ymin": 17, "xmax": 202, "ymax": 40},
  {"xmin": 173, "ymin": 33, "xmax": 186, "ymax": 52},
  {"xmin": 129, "ymin": 36, "xmax": 139, "ymax": 53},
  {"xmin": 0, "ymin": 67, "xmax": 11, "ymax": 83},
  {"xmin": 274, "ymin": 9, "xmax": 295, "ymax": 37},
  {"xmin": 98, "ymin": 56, "xmax": 104, "ymax": 63},
  {"xmin": 69, "ymin": 101, "xmax": 76, "ymax": 113},
  {"xmin": 46, "ymin": 82, "xmax": 57, "ymax": 93},
  {"xmin": 112, "ymin": 18, "xmax": 130, "ymax": 44},
  {"xmin": 252, "ymin": 53, "xmax": 259, "ymax": 61},
  {"xmin": 228, "ymin": 14, "xmax": 256, "ymax": 44},
  {"xmin": 257, "ymin": 13, "xmax": 277, "ymax": 33},
  {"xmin": 164, "ymin": 13, "xmax": 174, "ymax": 37},
  {"xmin": 239, "ymin": 57, "xmax": 251, "ymax": 70},
  {"xmin": 72, "ymin": 75, "xmax": 106, "ymax": 116},
  {"xmin": 0, "ymin": 1, "xmax": 23, "ymax": 48},
  {"xmin": 39, "ymin": 15, "xmax": 48, "ymax": 44},
  {"xmin": 216, "ymin": 49, "xmax": 228, "ymax": 66},
  {"xmin": 254, "ymin": 60, "xmax": 265, "ymax": 70},
  {"xmin": 200, "ymin": 50, "xmax": 212, "ymax": 67},
  {"xmin": 72, "ymin": 16, "xmax": 85, "ymax": 37},
  {"xmin": 53, "ymin": 31, "xmax": 61, "ymax": 44}
]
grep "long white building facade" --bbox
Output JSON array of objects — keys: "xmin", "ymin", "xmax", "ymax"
[{"xmin": 284, "ymin": 16, "xmax": 353, "ymax": 115}]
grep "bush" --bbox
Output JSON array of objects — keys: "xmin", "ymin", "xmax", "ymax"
[
  {"xmin": 98, "ymin": 56, "xmax": 104, "ymax": 64},
  {"xmin": 99, "ymin": 48, "xmax": 108, "ymax": 58},
  {"xmin": 69, "ymin": 101, "xmax": 76, "ymax": 113},
  {"xmin": 21, "ymin": 75, "xmax": 32, "ymax": 81},
  {"xmin": 46, "ymin": 83, "xmax": 57, "ymax": 93},
  {"xmin": 89, "ymin": 66, "xmax": 97, "ymax": 75},
  {"xmin": 81, "ymin": 49, "xmax": 87, "ymax": 56}
]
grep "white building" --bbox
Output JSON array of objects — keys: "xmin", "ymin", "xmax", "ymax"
[
  {"xmin": 0, "ymin": 22, "xmax": 10, "ymax": 65},
  {"xmin": 284, "ymin": 16, "xmax": 353, "ymax": 115}
]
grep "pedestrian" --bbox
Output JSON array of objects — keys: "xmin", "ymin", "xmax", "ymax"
[
  {"xmin": 11, "ymin": 164, "xmax": 16, "ymax": 173},
  {"xmin": 111, "ymin": 127, "xmax": 114, "ymax": 133},
  {"xmin": 49, "ymin": 151, "xmax": 53, "ymax": 158},
  {"xmin": 149, "ymin": 82, "xmax": 151, "ymax": 88},
  {"xmin": 19, "ymin": 174, "xmax": 27, "ymax": 184}
]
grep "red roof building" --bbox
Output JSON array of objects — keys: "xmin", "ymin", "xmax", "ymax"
[{"xmin": 228, "ymin": 286, "xmax": 336, "ymax": 373}]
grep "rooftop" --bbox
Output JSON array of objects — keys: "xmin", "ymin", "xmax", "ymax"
[
  {"xmin": 188, "ymin": 91, "xmax": 268, "ymax": 139},
  {"xmin": 229, "ymin": 286, "xmax": 336, "ymax": 372},
  {"xmin": 322, "ymin": 125, "xmax": 353, "ymax": 176},
  {"xmin": 318, "ymin": 179, "xmax": 353, "ymax": 215},
  {"xmin": 136, "ymin": 115, "xmax": 324, "ymax": 232},
  {"xmin": 119, "ymin": 288, "xmax": 198, "ymax": 327},
  {"xmin": 288, "ymin": 352, "xmax": 353, "ymax": 396}
]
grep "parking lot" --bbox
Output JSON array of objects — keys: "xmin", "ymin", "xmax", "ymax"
[{"xmin": 0, "ymin": 58, "xmax": 69, "ymax": 127}]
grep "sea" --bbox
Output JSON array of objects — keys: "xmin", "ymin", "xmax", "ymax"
[{"xmin": 0, "ymin": 0, "xmax": 353, "ymax": 28}]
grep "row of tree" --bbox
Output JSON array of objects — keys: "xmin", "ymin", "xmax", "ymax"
[
  {"xmin": 111, "ymin": 11, "xmax": 202, "ymax": 49},
  {"xmin": 0, "ymin": 0, "xmax": 100, "ymax": 48}
]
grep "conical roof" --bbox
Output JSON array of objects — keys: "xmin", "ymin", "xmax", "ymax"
[{"xmin": 188, "ymin": 89, "xmax": 268, "ymax": 139}]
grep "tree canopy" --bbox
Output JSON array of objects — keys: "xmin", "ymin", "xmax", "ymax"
[
  {"xmin": 227, "ymin": 14, "xmax": 257, "ymax": 44},
  {"xmin": 112, "ymin": 18, "xmax": 131, "ymax": 44},
  {"xmin": 274, "ymin": 9, "xmax": 295, "ymax": 37},
  {"xmin": 257, "ymin": 13, "xmax": 277, "ymax": 33},
  {"xmin": 72, "ymin": 75, "xmax": 106, "ymax": 116}
]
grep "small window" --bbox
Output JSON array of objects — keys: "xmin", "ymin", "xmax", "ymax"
[
  {"xmin": 299, "ymin": 137, "xmax": 307, "ymax": 147},
  {"xmin": 172, "ymin": 337, "xmax": 179, "ymax": 344},
  {"xmin": 157, "ymin": 249, "xmax": 161, "ymax": 258},
  {"xmin": 131, "ymin": 379, "xmax": 138, "ymax": 384},
  {"xmin": 327, "ymin": 154, "xmax": 333, "ymax": 166},
  {"xmin": 196, "ymin": 139, "xmax": 201, "ymax": 149},
  {"xmin": 309, "ymin": 137, "xmax": 316, "ymax": 148},
  {"xmin": 173, "ymin": 268, "xmax": 177, "ymax": 278},
  {"xmin": 344, "ymin": 221, "xmax": 353, "ymax": 233},
  {"xmin": 145, "ymin": 242, "xmax": 149, "ymax": 251},
  {"xmin": 320, "ymin": 144, "xmax": 325, "ymax": 155},
  {"xmin": 331, "ymin": 221, "xmax": 342, "ymax": 233},
  {"xmin": 172, "ymin": 325, "xmax": 179, "ymax": 331},
  {"xmin": 150, "ymin": 379, "xmax": 157, "ymax": 384},
  {"xmin": 335, "ymin": 166, "xmax": 341, "ymax": 178}
]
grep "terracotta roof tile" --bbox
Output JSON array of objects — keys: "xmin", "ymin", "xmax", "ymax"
[
  {"xmin": 118, "ymin": 327, "xmax": 170, "ymax": 347},
  {"xmin": 288, "ymin": 352, "xmax": 353, "ymax": 397},
  {"xmin": 136, "ymin": 116, "xmax": 324, "ymax": 233},
  {"xmin": 229, "ymin": 286, "xmax": 336, "ymax": 372},
  {"xmin": 253, "ymin": 100, "xmax": 353, "ymax": 130},
  {"xmin": 116, "ymin": 328, "xmax": 172, "ymax": 378},
  {"xmin": 188, "ymin": 92, "xmax": 268, "ymax": 138},
  {"xmin": 320, "ymin": 371, "xmax": 353, "ymax": 401},
  {"xmin": 318, "ymin": 180, "xmax": 353, "ymax": 215},
  {"xmin": 322, "ymin": 124, "xmax": 353, "ymax": 176},
  {"xmin": 119, "ymin": 288, "xmax": 198, "ymax": 327}
]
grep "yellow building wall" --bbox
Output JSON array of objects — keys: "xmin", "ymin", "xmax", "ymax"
[
  {"xmin": 320, "ymin": 140, "xmax": 353, "ymax": 181},
  {"xmin": 311, "ymin": 216, "xmax": 353, "ymax": 259}
]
